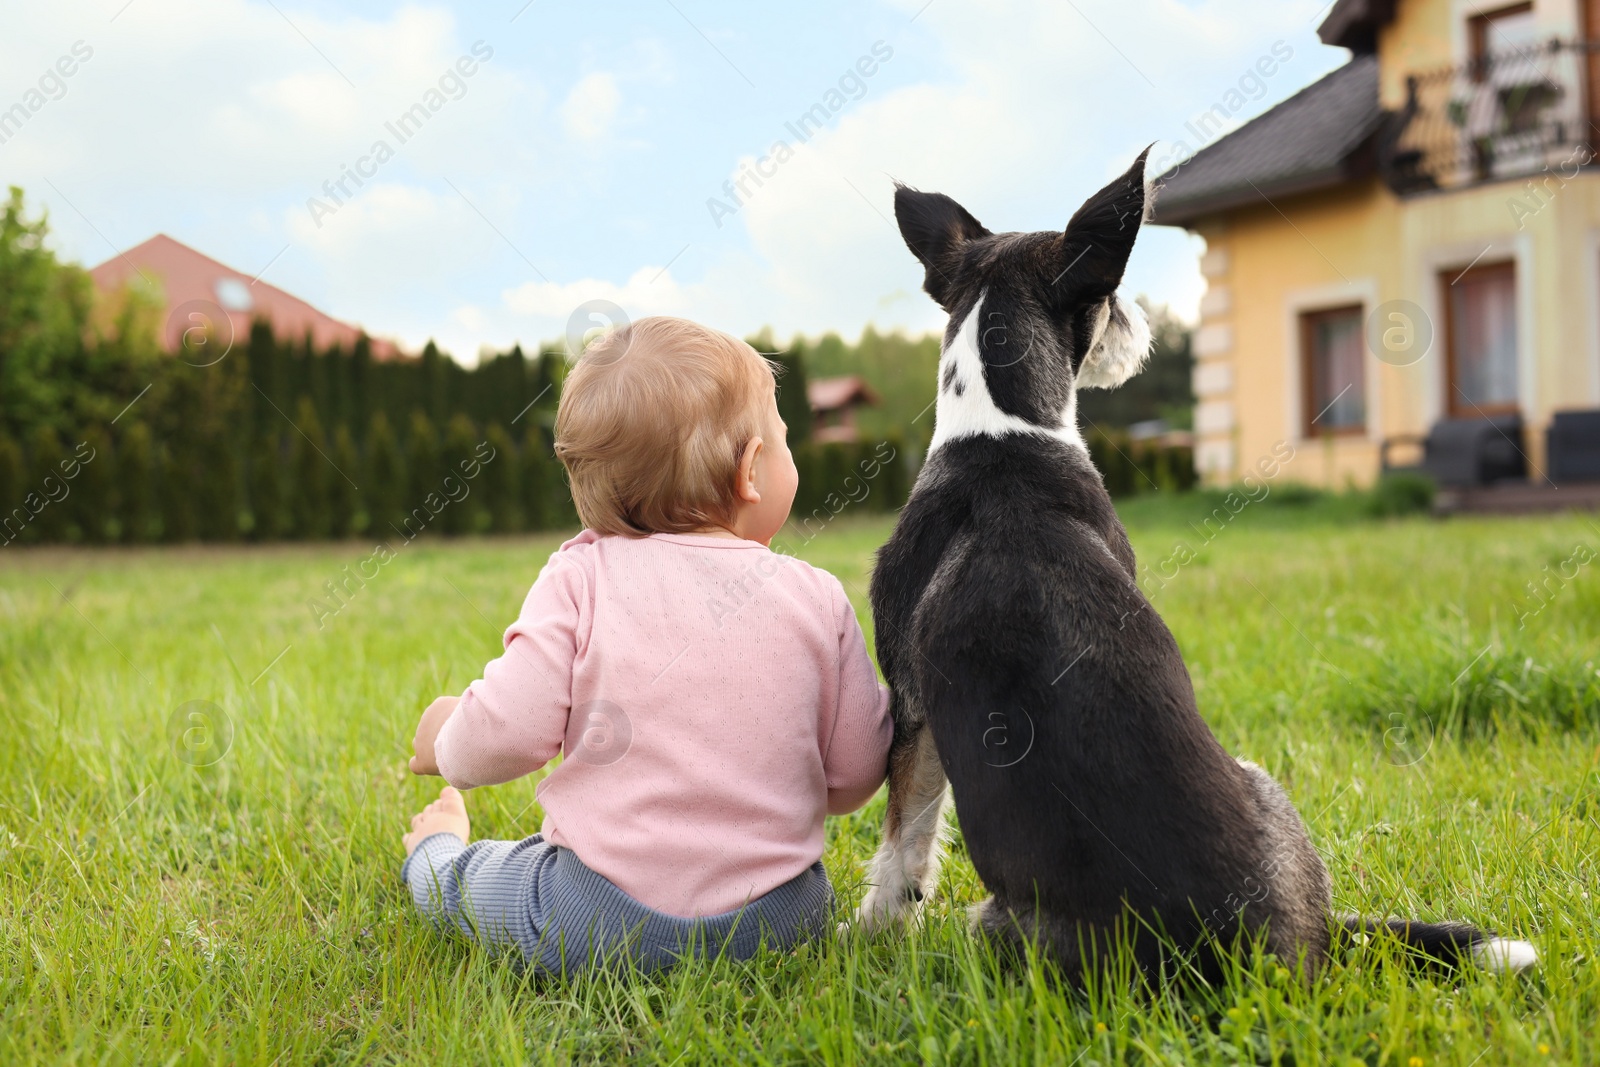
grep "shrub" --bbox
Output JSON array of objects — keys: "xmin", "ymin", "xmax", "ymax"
[
  {"xmin": 1266, "ymin": 482, "xmax": 1324, "ymax": 507},
  {"xmin": 1085, "ymin": 429, "xmax": 1196, "ymax": 498},
  {"xmin": 1367, "ymin": 471, "xmax": 1436, "ymax": 518}
]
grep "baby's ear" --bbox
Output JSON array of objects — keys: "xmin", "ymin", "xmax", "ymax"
[
  {"xmin": 735, "ymin": 436, "xmax": 764, "ymax": 503},
  {"xmin": 894, "ymin": 185, "xmax": 989, "ymax": 311}
]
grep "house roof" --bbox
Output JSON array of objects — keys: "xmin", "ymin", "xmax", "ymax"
[
  {"xmin": 807, "ymin": 375, "xmax": 880, "ymax": 413},
  {"xmin": 1316, "ymin": 0, "xmax": 1398, "ymax": 54},
  {"xmin": 1148, "ymin": 55, "xmax": 1384, "ymax": 229},
  {"xmin": 89, "ymin": 234, "xmax": 404, "ymax": 359}
]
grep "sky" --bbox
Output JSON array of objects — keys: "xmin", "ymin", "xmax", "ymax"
[{"xmin": 1, "ymin": 0, "xmax": 1351, "ymax": 363}]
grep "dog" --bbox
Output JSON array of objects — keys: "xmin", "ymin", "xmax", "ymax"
[{"xmin": 849, "ymin": 148, "xmax": 1537, "ymax": 982}]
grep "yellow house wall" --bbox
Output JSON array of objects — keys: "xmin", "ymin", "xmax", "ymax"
[
  {"xmin": 1191, "ymin": 170, "xmax": 1600, "ymax": 488},
  {"xmin": 1376, "ymin": 0, "xmax": 1453, "ymax": 109}
]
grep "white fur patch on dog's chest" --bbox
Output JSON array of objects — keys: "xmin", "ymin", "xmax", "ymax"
[{"xmin": 927, "ymin": 294, "xmax": 1087, "ymax": 457}]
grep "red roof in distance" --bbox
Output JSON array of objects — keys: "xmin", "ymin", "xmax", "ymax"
[
  {"xmin": 807, "ymin": 374, "xmax": 880, "ymax": 414},
  {"xmin": 89, "ymin": 234, "xmax": 405, "ymax": 360}
]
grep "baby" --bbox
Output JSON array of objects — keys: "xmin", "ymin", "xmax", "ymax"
[{"xmin": 401, "ymin": 316, "xmax": 892, "ymax": 974}]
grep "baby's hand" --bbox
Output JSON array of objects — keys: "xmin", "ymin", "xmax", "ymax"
[{"xmin": 409, "ymin": 695, "xmax": 460, "ymax": 776}]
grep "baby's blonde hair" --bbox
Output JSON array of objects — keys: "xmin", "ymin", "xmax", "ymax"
[{"xmin": 554, "ymin": 316, "xmax": 775, "ymax": 537}]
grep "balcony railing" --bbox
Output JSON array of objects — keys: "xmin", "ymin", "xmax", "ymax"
[{"xmin": 1383, "ymin": 40, "xmax": 1593, "ymax": 193}]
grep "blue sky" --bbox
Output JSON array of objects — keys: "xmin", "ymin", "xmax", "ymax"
[{"xmin": 2, "ymin": 0, "xmax": 1350, "ymax": 361}]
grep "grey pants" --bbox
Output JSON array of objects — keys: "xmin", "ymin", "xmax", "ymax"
[{"xmin": 401, "ymin": 833, "xmax": 835, "ymax": 975}]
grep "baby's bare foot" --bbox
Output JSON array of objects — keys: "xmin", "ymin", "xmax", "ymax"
[{"xmin": 403, "ymin": 785, "xmax": 471, "ymax": 857}]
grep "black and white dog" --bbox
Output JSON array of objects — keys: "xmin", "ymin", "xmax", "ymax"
[{"xmin": 851, "ymin": 149, "xmax": 1536, "ymax": 982}]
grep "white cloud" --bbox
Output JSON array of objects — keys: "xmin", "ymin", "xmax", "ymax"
[
  {"xmin": 4, "ymin": 1, "xmax": 543, "ymax": 268},
  {"xmin": 502, "ymin": 266, "xmax": 686, "ymax": 318},
  {"xmin": 560, "ymin": 72, "xmax": 621, "ymax": 141},
  {"xmin": 685, "ymin": 0, "xmax": 1343, "ymax": 336},
  {"xmin": 417, "ymin": 0, "xmax": 1343, "ymax": 354}
]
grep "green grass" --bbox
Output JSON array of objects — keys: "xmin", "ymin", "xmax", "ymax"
[{"xmin": 2, "ymin": 498, "xmax": 1598, "ymax": 1064}]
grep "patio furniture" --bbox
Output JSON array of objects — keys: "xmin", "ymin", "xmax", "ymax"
[
  {"xmin": 1547, "ymin": 409, "xmax": 1600, "ymax": 483},
  {"xmin": 1380, "ymin": 413, "xmax": 1527, "ymax": 487}
]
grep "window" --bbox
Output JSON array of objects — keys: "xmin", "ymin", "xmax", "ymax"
[
  {"xmin": 1470, "ymin": 3, "xmax": 1536, "ymax": 70},
  {"xmin": 1443, "ymin": 261, "xmax": 1519, "ymax": 415},
  {"xmin": 1461, "ymin": 4, "xmax": 1552, "ymax": 178},
  {"xmin": 1300, "ymin": 306, "xmax": 1366, "ymax": 436}
]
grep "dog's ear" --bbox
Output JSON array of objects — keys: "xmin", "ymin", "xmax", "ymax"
[
  {"xmin": 894, "ymin": 185, "xmax": 990, "ymax": 310},
  {"xmin": 1058, "ymin": 147, "xmax": 1151, "ymax": 294}
]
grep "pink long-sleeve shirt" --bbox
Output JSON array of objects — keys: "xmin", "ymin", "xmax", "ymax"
[{"xmin": 434, "ymin": 530, "xmax": 892, "ymax": 917}]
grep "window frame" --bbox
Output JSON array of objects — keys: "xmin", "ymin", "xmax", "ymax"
[
  {"xmin": 1469, "ymin": 2, "xmax": 1535, "ymax": 73},
  {"xmin": 1440, "ymin": 259, "xmax": 1520, "ymax": 418},
  {"xmin": 1298, "ymin": 303, "xmax": 1368, "ymax": 438}
]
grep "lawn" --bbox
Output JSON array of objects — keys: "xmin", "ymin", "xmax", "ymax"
[{"xmin": 1, "ymin": 496, "xmax": 1597, "ymax": 1064}]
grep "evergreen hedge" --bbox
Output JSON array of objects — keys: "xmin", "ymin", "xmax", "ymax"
[
  {"xmin": 0, "ymin": 417, "xmax": 920, "ymax": 547},
  {"xmin": 0, "ymin": 366, "xmax": 1195, "ymax": 546},
  {"xmin": 0, "ymin": 309, "xmax": 933, "ymax": 545}
]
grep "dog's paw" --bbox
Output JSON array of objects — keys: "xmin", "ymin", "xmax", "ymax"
[{"xmin": 851, "ymin": 880, "xmax": 925, "ymax": 934}]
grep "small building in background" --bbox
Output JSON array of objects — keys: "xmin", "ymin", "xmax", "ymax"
[
  {"xmin": 89, "ymin": 234, "xmax": 404, "ymax": 359},
  {"xmin": 807, "ymin": 375, "xmax": 881, "ymax": 443},
  {"xmin": 1152, "ymin": 0, "xmax": 1600, "ymax": 490}
]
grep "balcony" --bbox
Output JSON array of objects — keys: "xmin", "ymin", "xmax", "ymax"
[{"xmin": 1383, "ymin": 40, "xmax": 1593, "ymax": 194}]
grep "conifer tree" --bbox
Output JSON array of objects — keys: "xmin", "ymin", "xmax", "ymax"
[
  {"xmin": 420, "ymin": 342, "xmax": 449, "ymax": 427},
  {"xmin": 245, "ymin": 319, "xmax": 278, "ymax": 436},
  {"xmin": 536, "ymin": 350, "xmax": 566, "ymax": 410},
  {"xmin": 291, "ymin": 396, "xmax": 331, "ymax": 539},
  {"xmin": 364, "ymin": 411, "xmax": 406, "ymax": 541},
  {"xmin": 482, "ymin": 422, "xmax": 520, "ymax": 533},
  {"xmin": 405, "ymin": 410, "xmax": 442, "ymax": 537},
  {"xmin": 788, "ymin": 442, "xmax": 819, "ymax": 523},
  {"xmin": 876, "ymin": 431, "xmax": 910, "ymax": 512},
  {"xmin": 521, "ymin": 424, "xmax": 554, "ymax": 531},
  {"xmin": 118, "ymin": 421, "xmax": 158, "ymax": 544},
  {"xmin": 248, "ymin": 430, "xmax": 290, "ymax": 541},
  {"xmin": 441, "ymin": 413, "xmax": 482, "ymax": 535},
  {"xmin": 818, "ymin": 442, "xmax": 851, "ymax": 519},
  {"xmin": 305, "ymin": 338, "xmax": 331, "ymax": 426},
  {"xmin": 330, "ymin": 424, "xmax": 362, "ymax": 539},
  {"xmin": 73, "ymin": 425, "xmax": 116, "ymax": 543},
  {"xmin": 350, "ymin": 334, "xmax": 373, "ymax": 436},
  {"xmin": 191, "ymin": 423, "xmax": 241, "ymax": 542},
  {"xmin": 0, "ymin": 431, "xmax": 25, "ymax": 545},
  {"xmin": 775, "ymin": 345, "xmax": 814, "ymax": 446},
  {"xmin": 156, "ymin": 437, "xmax": 195, "ymax": 542},
  {"xmin": 503, "ymin": 345, "xmax": 529, "ymax": 430},
  {"xmin": 27, "ymin": 425, "xmax": 67, "ymax": 542}
]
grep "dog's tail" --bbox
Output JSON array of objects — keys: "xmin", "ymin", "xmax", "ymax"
[{"xmin": 1336, "ymin": 914, "xmax": 1537, "ymax": 973}]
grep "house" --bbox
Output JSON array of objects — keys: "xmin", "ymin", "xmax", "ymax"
[
  {"xmin": 1152, "ymin": 0, "xmax": 1600, "ymax": 488},
  {"xmin": 89, "ymin": 234, "xmax": 403, "ymax": 360},
  {"xmin": 807, "ymin": 375, "xmax": 881, "ymax": 444}
]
